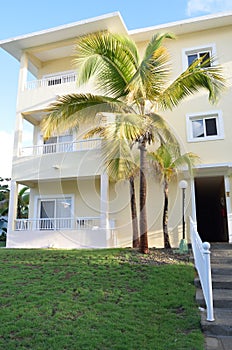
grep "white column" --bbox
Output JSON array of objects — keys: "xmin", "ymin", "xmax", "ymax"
[
  {"xmin": 224, "ymin": 175, "xmax": 232, "ymax": 243},
  {"xmin": 14, "ymin": 53, "xmax": 28, "ymax": 158},
  {"xmin": 13, "ymin": 113, "xmax": 24, "ymax": 157},
  {"xmin": 190, "ymin": 178, "xmax": 197, "ymax": 222},
  {"xmin": 100, "ymin": 173, "xmax": 109, "ymax": 230},
  {"xmin": 17, "ymin": 52, "xmax": 28, "ymax": 93},
  {"xmin": 7, "ymin": 181, "xmax": 18, "ymax": 245}
]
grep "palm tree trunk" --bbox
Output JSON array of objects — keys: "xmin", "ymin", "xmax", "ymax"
[
  {"xmin": 129, "ymin": 176, "xmax": 140, "ymax": 248},
  {"xmin": 139, "ymin": 140, "xmax": 149, "ymax": 254},
  {"xmin": 163, "ymin": 179, "xmax": 171, "ymax": 249}
]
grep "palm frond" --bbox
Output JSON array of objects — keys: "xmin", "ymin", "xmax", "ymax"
[
  {"xmin": 157, "ymin": 56, "xmax": 226, "ymax": 110},
  {"xmin": 127, "ymin": 33, "xmax": 174, "ymax": 101},
  {"xmin": 148, "ymin": 143, "xmax": 199, "ymax": 182},
  {"xmin": 147, "ymin": 112, "xmax": 180, "ymax": 148},
  {"xmin": 74, "ymin": 32, "xmax": 139, "ymax": 98},
  {"xmin": 42, "ymin": 93, "xmax": 127, "ymax": 138}
]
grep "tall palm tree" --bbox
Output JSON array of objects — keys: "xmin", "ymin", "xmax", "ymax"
[
  {"xmin": 148, "ymin": 143, "xmax": 198, "ymax": 248},
  {"xmin": 85, "ymin": 120, "xmax": 140, "ymax": 248},
  {"xmin": 42, "ymin": 31, "xmax": 225, "ymax": 253}
]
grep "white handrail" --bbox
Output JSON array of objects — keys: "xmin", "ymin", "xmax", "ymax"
[
  {"xmin": 189, "ymin": 216, "xmax": 214, "ymax": 321},
  {"xmin": 25, "ymin": 72, "xmax": 77, "ymax": 90}
]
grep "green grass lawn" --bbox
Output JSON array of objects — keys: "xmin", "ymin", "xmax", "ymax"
[{"xmin": 0, "ymin": 248, "xmax": 204, "ymax": 350}]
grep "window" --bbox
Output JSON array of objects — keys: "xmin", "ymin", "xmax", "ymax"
[
  {"xmin": 43, "ymin": 134, "xmax": 73, "ymax": 154},
  {"xmin": 187, "ymin": 50, "xmax": 211, "ymax": 67},
  {"xmin": 186, "ymin": 111, "xmax": 224, "ymax": 142},
  {"xmin": 182, "ymin": 44, "xmax": 216, "ymax": 70},
  {"xmin": 38, "ymin": 197, "xmax": 72, "ymax": 230}
]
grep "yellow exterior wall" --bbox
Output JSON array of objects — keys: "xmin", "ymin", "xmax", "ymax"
[{"xmin": 39, "ymin": 57, "xmax": 75, "ymax": 78}]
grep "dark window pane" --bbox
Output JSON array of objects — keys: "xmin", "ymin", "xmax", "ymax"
[
  {"xmin": 205, "ymin": 118, "xmax": 217, "ymax": 136},
  {"xmin": 199, "ymin": 51, "xmax": 211, "ymax": 67},
  {"xmin": 187, "ymin": 54, "xmax": 197, "ymax": 66}
]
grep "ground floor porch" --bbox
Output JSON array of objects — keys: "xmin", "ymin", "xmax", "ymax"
[{"xmin": 6, "ymin": 163, "xmax": 232, "ymax": 249}]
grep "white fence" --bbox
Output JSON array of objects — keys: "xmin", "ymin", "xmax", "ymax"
[
  {"xmin": 189, "ymin": 216, "xmax": 214, "ymax": 321},
  {"xmin": 20, "ymin": 138, "xmax": 102, "ymax": 156}
]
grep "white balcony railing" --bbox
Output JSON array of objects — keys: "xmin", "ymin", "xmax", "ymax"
[
  {"xmin": 15, "ymin": 217, "xmax": 111, "ymax": 231},
  {"xmin": 25, "ymin": 72, "xmax": 77, "ymax": 90},
  {"xmin": 189, "ymin": 216, "xmax": 214, "ymax": 322},
  {"xmin": 20, "ymin": 138, "xmax": 102, "ymax": 156}
]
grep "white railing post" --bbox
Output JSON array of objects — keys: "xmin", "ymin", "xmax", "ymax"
[{"xmin": 202, "ymin": 242, "xmax": 214, "ymax": 321}]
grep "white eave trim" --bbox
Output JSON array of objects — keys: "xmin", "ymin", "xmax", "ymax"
[
  {"xmin": 0, "ymin": 12, "xmax": 128, "ymax": 61},
  {"xmin": 129, "ymin": 11, "xmax": 232, "ymax": 41}
]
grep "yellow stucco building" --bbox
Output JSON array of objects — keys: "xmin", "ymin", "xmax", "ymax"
[{"xmin": 1, "ymin": 11, "xmax": 232, "ymax": 248}]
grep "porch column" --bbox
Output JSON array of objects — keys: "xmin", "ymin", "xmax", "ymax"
[
  {"xmin": 100, "ymin": 173, "xmax": 110, "ymax": 231},
  {"xmin": 190, "ymin": 179, "xmax": 197, "ymax": 222},
  {"xmin": 224, "ymin": 176, "xmax": 232, "ymax": 243},
  {"xmin": 18, "ymin": 52, "xmax": 28, "ymax": 92},
  {"xmin": 13, "ymin": 113, "xmax": 24, "ymax": 158},
  {"xmin": 7, "ymin": 181, "xmax": 18, "ymax": 243}
]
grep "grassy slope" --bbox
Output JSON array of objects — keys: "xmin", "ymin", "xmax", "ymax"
[{"xmin": 0, "ymin": 249, "xmax": 204, "ymax": 350}]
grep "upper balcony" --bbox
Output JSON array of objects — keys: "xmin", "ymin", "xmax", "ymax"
[
  {"xmin": 18, "ymin": 71, "xmax": 79, "ymax": 112},
  {"xmin": 12, "ymin": 137, "xmax": 103, "ymax": 183},
  {"xmin": 25, "ymin": 71, "xmax": 77, "ymax": 90}
]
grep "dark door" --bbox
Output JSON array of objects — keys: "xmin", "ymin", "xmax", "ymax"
[{"xmin": 194, "ymin": 176, "xmax": 228, "ymax": 242}]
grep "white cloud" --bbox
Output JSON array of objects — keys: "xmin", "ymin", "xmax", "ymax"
[
  {"xmin": 187, "ymin": 0, "xmax": 232, "ymax": 16},
  {"xmin": 0, "ymin": 131, "xmax": 13, "ymax": 178}
]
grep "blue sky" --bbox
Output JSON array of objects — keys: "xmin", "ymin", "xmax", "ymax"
[{"xmin": 0, "ymin": 0, "xmax": 232, "ymax": 176}]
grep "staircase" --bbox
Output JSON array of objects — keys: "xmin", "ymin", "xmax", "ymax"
[{"xmin": 195, "ymin": 243, "xmax": 232, "ymax": 350}]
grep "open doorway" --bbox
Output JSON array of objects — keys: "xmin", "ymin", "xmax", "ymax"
[{"xmin": 194, "ymin": 176, "xmax": 228, "ymax": 242}]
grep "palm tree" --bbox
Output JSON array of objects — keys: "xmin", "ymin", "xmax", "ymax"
[
  {"xmin": 85, "ymin": 119, "xmax": 140, "ymax": 247},
  {"xmin": 148, "ymin": 143, "xmax": 198, "ymax": 248},
  {"xmin": 0, "ymin": 177, "xmax": 10, "ymax": 217},
  {"xmin": 42, "ymin": 31, "xmax": 225, "ymax": 253}
]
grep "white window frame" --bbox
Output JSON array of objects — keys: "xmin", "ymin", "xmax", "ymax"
[
  {"xmin": 182, "ymin": 43, "xmax": 217, "ymax": 70},
  {"xmin": 34, "ymin": 194, "xmax": 74, "ymax": 225},
  {"xmin": 186, "ymin": 110, "xmax": 224, "ymax": 142},
  {"xmin": 42, "ymin": 132, "xmax": 74, "ymax": 154}
]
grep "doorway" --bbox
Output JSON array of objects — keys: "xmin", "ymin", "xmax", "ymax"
[{"xmin": 194, "ymin": 176, "xmax": 228, "ymax": 242}]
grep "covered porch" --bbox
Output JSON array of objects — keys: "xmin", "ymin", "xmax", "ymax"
[{"xmin": 7, "ymin": 174, "xmax": 117, "ymax": 249}]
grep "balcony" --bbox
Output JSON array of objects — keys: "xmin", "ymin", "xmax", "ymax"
[
  {"xmin": 24, "ymin": 71, "xmax": 77, "ymax": 90},
  {"xmin": 20, "ymin": 138, "xmax": 102, "ymax": 157},
  {"xmin": 10, "ymin": 217, "xmax": 117, "ymax": 249},
  {"xmin": 15, "ymin": 216, "xmax": 109, "ymax": 231},
  {"xmin": 18, "ymin": 71, "xmax": 78, "ymax": 112}
]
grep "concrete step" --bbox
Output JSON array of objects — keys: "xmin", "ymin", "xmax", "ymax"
[
  {"xmin": 205, "ymin": 335, "xmax": 232, "ymax": 350},
  {"xmin": 195, "ymin": 274, "xmax": 232, "ymax": 289},
  {"xmin": 211, "ymin": 256, "xmax": 232, "ymax": 264},
  {"xmin": 211, "ymin": 264, "xmax": 232, "ymax": 275},
  {"xmin": 210, "ymin": 243, "xmax": 232, "ymax": 250},
  {"xmin": 201, "ymin": 308, "xmax": 232, "ymax": 336},
  {"xmin": 196, "ymin": 288, "xmax": 232, "ymax": 308}
]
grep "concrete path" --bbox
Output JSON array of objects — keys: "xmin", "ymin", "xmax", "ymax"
[{"xmin": 195, "ymin": 243, "xmax": 232, "ymax": 350}]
